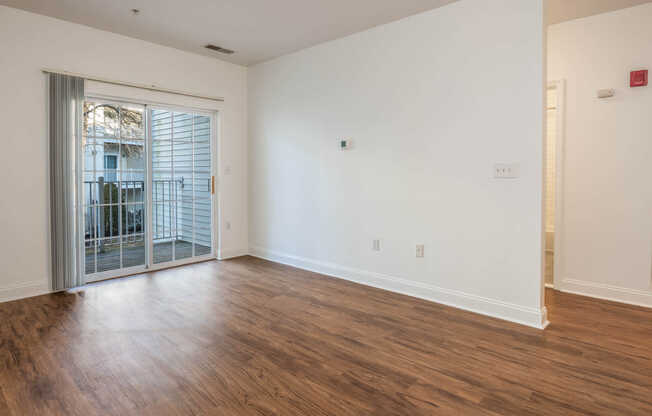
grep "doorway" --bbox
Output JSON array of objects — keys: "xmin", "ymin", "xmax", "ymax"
[
  {"xmin": 545, "ymin": 81, "xmax": 564, "ymax": 289},
  {"xmin": 81, "ymin": 98, "xmax": 217, "ymax": 282}
]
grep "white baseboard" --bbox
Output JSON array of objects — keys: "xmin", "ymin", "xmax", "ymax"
[
  {"xmin": 559, "ymin": 278, "xmax": 652, "ymax": 308},
  {"xmin": 0, "ymin": 280, "xmax": 50, "ymax": 304},
  {"xmin": 249, "ymin": 246, "xmax": 548, "ymax": 329},
  {"xmin": 217, "ymin": 248, "xmax": 249, "ymax": 260}
]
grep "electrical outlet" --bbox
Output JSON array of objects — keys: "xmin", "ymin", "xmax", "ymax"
[
  {"xmin": 416, "ymin": 244, "xmax": 425, "ymax": 258},
  {"xmin": 225, "ymin": 221, "xmax": 231, "ymax": 231},
  {"xmin": 372, "ymin": 239, "xmax": 381, "ymax": 251},
  {"xmin": 494, "ymin": 163, "xmax": 520, "ymax": 179}
]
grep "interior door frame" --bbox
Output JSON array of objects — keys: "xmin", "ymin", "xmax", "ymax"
[
  {"xmin": 545, "ymin": 80, "xmax": 566, "ymax": 290},
  {"xmin": 81, "ymin": 94, "xmax": 220, "ymax": 283}
]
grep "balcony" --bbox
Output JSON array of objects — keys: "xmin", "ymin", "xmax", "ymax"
[{"xmin": 83, "ymin": 178, "xmax": 211, "ymax": 275}]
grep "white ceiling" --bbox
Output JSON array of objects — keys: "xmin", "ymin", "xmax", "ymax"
[
  {"xmin": 546, "ymin": 0, "xmax": 652, "ymax": 25},
  {"xmin": 3, "ymin": 0, "xmax": 651, "ymax": 66},
  {"xmin": 0, "ymin": 0, "xmax": 459, "ymax": 66}
]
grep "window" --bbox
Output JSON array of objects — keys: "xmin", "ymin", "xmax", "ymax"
[{"xmin": 104, "ymin": 155, "xmax": 117, "ymax": 182}]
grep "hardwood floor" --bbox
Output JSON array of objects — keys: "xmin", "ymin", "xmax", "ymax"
[{"xmin": 1, "ymin": 256, "xmax": 651, "ymax": 415}]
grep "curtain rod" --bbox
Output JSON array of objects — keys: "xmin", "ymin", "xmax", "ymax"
[{"xmin": 42, "ymin": 68, "xmax": 225, "ymax": 103}]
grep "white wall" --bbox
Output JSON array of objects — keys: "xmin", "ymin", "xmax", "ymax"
[
  {"xmin": 548, "ymin": 4, "xmax": 652, "ymax": 306},
  {"xmin": 0, "ymin": 6, "xmax": 248, "ymax": 301},
  {"xmin": 248, "ymin": 0, "xmax": 547, "ymax": 327}
]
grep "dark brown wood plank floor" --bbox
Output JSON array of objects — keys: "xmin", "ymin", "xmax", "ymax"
[{"xmin": 1, "ymin": 256, "xmax": 651, "ymax": 415}]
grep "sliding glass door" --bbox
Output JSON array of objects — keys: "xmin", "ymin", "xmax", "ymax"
[
  {"xmin": 150, "ymin": 108, "xmax": 213, "ymax": 264},
  {"xmin": 82, "ymin": 100, "xmax": 146, "ymax": 276},
  {"xmin": 81, "ymin": 98, "xmax": 215, "ymax": 282}
]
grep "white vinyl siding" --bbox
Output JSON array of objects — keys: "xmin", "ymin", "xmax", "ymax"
[{"xmin": 151, "ymin": 110, "xmax": 212, "ymax": 251}]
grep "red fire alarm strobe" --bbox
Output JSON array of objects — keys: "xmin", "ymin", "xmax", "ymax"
[{"xmin": 630, "ymin": 70, "xmax": 648, "ymax": 87}]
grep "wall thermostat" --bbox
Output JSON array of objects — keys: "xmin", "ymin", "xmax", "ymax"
[{"xmin": 340, "ymin": 139, "xmax": 353, "ymax": 150}]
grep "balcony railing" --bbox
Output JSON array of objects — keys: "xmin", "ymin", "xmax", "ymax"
[{"xmin": 83, "ymin": 179, "xmax": 183, "ymax": 246}]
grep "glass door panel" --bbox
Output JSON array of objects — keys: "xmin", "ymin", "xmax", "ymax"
[
  {"xmin": 83, "ymin": 100, "xmax": 146, "ymax": 278},
  {"xmin": 151, "ymin": 109, "xmax": 212, "ymax": 264}
]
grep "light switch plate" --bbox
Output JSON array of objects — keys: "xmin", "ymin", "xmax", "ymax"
[{"xmin": 494, "ymin": 163, "xmax": 520, "ymax": 179}]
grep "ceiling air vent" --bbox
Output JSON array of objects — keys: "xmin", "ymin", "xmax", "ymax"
[{"xmin": 205, "ymin": 44, "xmax": 235, "ymax": 55}]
